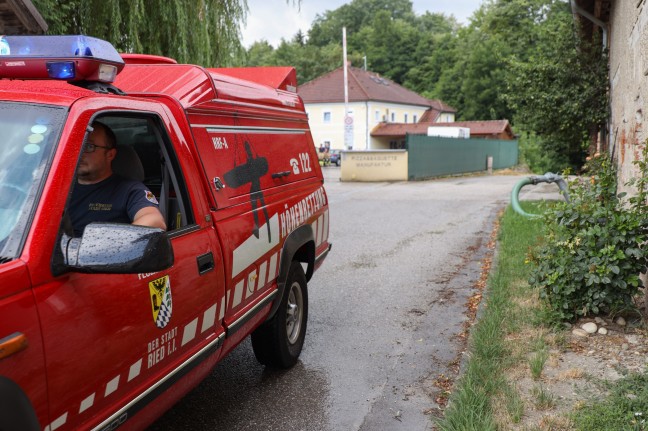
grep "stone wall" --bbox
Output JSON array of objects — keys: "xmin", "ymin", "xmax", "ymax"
[{"xmin": 608, "ymin": 2, "xmax": 648, "ymax": 192}]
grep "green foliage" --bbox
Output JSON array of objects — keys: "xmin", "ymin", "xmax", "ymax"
[
  {"xmin": 239, "ymin": 0, "xmax": 457, "ymax": 87},
  {"xmin": 307, "ymin": 0, "xmax": 416, "ymax": 48},
  {"xmin": 503, "ymin": 5, "xmax": 608, "ymax": 171},
  {"xmin": 517, "ymin": 130, "xmax": 569, "ymax": 173},
  {"xmin": 32, "ymin": 0, "xmax": 247, "ymax": 66},
  {"xmin": 571, "ymin": 373, "xmax": 648, "ymax": 430},
  {"xmin": 235, "ymin": 0, "xmax": 606, "ymax": 174},
  {"xmin": 528, "ymin": 153, "xmax": 648, "ymax": 321}
]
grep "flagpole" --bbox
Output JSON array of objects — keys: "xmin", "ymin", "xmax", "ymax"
[{"xmin": 343, "ymin": 27, "xmax": 352, "ymax": 150}]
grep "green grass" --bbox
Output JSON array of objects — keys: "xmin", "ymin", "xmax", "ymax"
[
  {"xmin": 531, "ymin": 384, "xmax": 556, "ymax": 409},
  {"xmin": 435, "ymin": 203, "xmax": 546, "ymax": 430},
  {"xmin": 435, "ymin": 201, "xmax": 648, "ymax": 430},
  {"xmin": 571, "ymin": 373, "xmax": 648, "ymax": 430},
  {"xmin": 529, "ymin": 348, "xmax": 549, "ymax": 380}
]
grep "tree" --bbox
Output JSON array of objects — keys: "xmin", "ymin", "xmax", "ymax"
[
  {"xmin": 503, "ymin": 4, "xmax": 608, "ymax": 171},
  {"xmin": 243, "ymin": 40, "xmax": 276, "ymax": 67},
  {"xmin": 32, "ymin": 0, "xmax": 247, "ymax": 66},
  {"xmin": 308, "ymin": 0, "xmax": 415, "ymax": 48},
  {"xmin": 404, "ymin": 33, "xmax": 458, "ymax": 96}
]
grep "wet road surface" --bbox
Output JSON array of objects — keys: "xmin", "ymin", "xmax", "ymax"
[{"xmin": 149, "ymin": 169, "xmax": 560, "ymax": 430}]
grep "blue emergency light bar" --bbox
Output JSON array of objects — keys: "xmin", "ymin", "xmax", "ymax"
[{"xmin": 0, "ymin": 35, "xmax": 125, "ymax": 82}]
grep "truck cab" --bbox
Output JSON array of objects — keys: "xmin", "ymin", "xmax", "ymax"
[{"xmin": 0, "ymin": 35, "xmax": 330, "ymax": 431}]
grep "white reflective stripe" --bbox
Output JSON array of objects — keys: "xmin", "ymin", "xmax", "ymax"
[
  {"xmin": 233, "ymin": 279, "xmax": 245, "ymax": 307},
  {"xmin": 313, "ymin": 217, "xmax": 320, "ymax": 247},
  {"xmin": 79, "ymin": 394, "xmax": 95, "ymax": 413},
  {"xmin": 128, "ymin": 359, "xmax": 142, "ymax": 382},
  {"xmin": 182, "ymin": 318, "xmax": 199, "ymax": 346},
  {"xmin": 91, "ymin": 335, "xmax": 224, "ymax": 431},
  {"xmin": 201, "ymin": 125, "xmax": 308, "ymax": 134},
  {"xmin": 269, "ymin": 253, "xmax": 279, "ymax": 281},
  {"xmin": 323, "ymin": 210, "xmax": 329, "ymax": 241},
  {"xmin": 317, "ymin": 214, "xmax": 325, "ymax": 246},
  {"xmin": 231, "ymin": 215, "xmax": 280, "ymax": 279},
  {"xmin": 246, "ymin": 270, "xmax": 258, "ymax": 299},
  {"xmin": 258, "ymin": 261, "xmax": 268, "ymax": 288},
  {"xmin": 47, "ymin": 302, "xmax": 224, "ymax": 430},
  {"xmin": 105, "ymin": 376, "xmax": 120, "ymax": 397},
  {"xmin": 48, "ymin": 413, "xmax": 68, "ymax": 431},
  {"xmin": 201, "ymin": 304, "xmax": 217, "ymax": 333},
  {"xmin": 219, "ymin": 296, "xmax": 226, "ymax": 320}
]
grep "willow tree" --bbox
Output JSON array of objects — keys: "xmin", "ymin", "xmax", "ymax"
[{"xmin": 32, "ymin": 0, "xmax": 247, "ymax": 66}]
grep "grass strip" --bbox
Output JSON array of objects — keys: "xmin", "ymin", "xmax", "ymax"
[{"xmin": 436, "ymin": 203, "xmax": 545, "ymax": 430}]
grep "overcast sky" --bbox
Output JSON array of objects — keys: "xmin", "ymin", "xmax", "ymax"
[{"xmin": 241, "ymin": 0, "xmax": 484, "ymax": 48}]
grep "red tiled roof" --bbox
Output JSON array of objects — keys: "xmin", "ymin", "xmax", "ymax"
[
  {"xmin": 419, "ymin": 109, "xmax": 440, "ymax": 123},
  {"xmin": 298, "ymin": 66, "xmax": 456, "ymax": 112},
  {"xmin": 372, "ymin": 122, "xmax": 430, "ymax": 136},
  {"xmin": 372, "ymin": 119, "xmax": 514, "ymax": 139}
]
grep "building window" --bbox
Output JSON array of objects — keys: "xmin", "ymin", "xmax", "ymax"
[
  {"xmin": 413, "ymin": 114, "xmax": 418, "ymax": 123},
  {"xmin": 375, "ymin": 110, "xmax": 380, "ymax": 122},
  {"xmin": 404, "ymin": 113, "xmax": 408, "ymax": 123},
  {"xmin": 323, "ymin": 112, "xmax": 331, "ymax": 123},
  {"xmin": 390, "ymin": 112, "xmax": 395, "ymax": 122}
]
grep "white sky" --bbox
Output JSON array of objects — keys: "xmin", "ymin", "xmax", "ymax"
[{"xmin": 241, "ymin": 0, "xmax": 484, "ymax": 48}]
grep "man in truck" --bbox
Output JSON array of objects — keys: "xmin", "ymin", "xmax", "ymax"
[{"xmin": 69, "ymin": 121, "xmax": 166, "ymax": 236}]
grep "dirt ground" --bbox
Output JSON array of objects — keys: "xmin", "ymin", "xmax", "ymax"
[{"xmin": 497, "ymin": 306, "xmax": 648, "ymax": 430}]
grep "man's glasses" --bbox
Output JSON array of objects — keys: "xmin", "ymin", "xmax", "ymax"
[{"xmin": 83, "ymin": 142, "xmax": 112, "ymax": 153}]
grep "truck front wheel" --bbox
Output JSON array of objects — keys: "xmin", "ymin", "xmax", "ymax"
[{"xmin": 251, "ymin": 262, "xmax": 308, "ymax": 368}]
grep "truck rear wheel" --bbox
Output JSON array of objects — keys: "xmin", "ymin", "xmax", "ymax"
[{"xmin": 251, "ymin": 261, "xmax": 308, "ymax": 368}]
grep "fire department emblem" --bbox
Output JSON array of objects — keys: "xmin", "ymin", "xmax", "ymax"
[{"xmin": 149, "ymin": 275, "xmax": 172, "ymax": 328}]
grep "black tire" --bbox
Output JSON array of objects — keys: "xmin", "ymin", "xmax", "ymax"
[{"xmin": 251, "ymin": 261, "xmax": 308, "ymax": 368}]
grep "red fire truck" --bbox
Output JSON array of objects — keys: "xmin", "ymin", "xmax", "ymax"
[{"xmin": 0, "ymin": 35, "xmax": 330, "ymax": 431}]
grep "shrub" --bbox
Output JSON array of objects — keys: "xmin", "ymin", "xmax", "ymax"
[{"xmin": 527, "ymin": 152, "xmax": 648, "ymax": 321}]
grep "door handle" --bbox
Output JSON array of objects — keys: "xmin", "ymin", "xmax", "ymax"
[
  {"xmin": 197, "ymin": 252, "xmax": 215, "ymax": 275},
  {"xmin": 213, "ymin": 177, "xmax": 226, "ymax": 191},
  {"xmin": 272, "ymin": 171, "xmax": 291, "ymax": 179},
  {"xmin": 0, "ymin": 332, "xmax": 28, "ymax": 360}
]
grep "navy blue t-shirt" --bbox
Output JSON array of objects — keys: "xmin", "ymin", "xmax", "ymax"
[{"xmin": 69, "ymin": 174, "xmax": 159, "ymax": 236}]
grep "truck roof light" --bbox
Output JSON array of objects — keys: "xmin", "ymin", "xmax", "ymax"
[{"xmin": 0, "ymin": 35, "xmax": 124, "ymax": 83}]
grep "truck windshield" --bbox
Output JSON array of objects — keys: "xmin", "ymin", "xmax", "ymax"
[{"xmin": 0, "ymin": 102, "xmax": 66, "ymax": 260}]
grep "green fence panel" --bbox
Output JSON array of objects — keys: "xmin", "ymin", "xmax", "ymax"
[{"xmin": 406, "ymin": 135, "xmax": 518, "ymax": 180}]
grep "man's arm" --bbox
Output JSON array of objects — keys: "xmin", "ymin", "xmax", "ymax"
[{"xmin": 133, "ymin": 206, "xmax": 167, "ymax": 230}]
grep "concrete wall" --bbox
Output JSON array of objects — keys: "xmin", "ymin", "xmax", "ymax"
[
  {"xmin": 608, "ymin": 2, "xmax": 648, "ymax": 194},
  {"xmin": 339, "ymin": 150, "xmax": 408, "ymax": 182}
]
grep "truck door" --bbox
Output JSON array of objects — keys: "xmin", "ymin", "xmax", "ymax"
[{"xmin": 32, "ymin": 110, "xmax": 226, "ymax": 431}]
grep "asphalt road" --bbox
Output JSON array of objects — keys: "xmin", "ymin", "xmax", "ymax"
[{"xmin": 149, "ymin": 169, "xmax": 561, "ymax": 431}]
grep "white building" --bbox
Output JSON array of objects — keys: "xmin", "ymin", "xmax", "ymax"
[{"xmin": 298, "ymin": 66, "xmax": 456, "ymax": 150}]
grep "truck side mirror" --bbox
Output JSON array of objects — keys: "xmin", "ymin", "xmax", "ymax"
[{"xmin": 54, "ymin": 223, "xmax": 174, "ymax": 275}]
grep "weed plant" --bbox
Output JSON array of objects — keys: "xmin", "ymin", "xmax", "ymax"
[
  {"xmin": 531, "ymin": 384, "xmax": 556, "ymax": 410},
  {"xmin": 529, "ymin": 349, "xmax": 549, "ymax": 380},
  {"xmin": 528, "ymin": 152, "xmax": 648, "ymax": 320}
]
